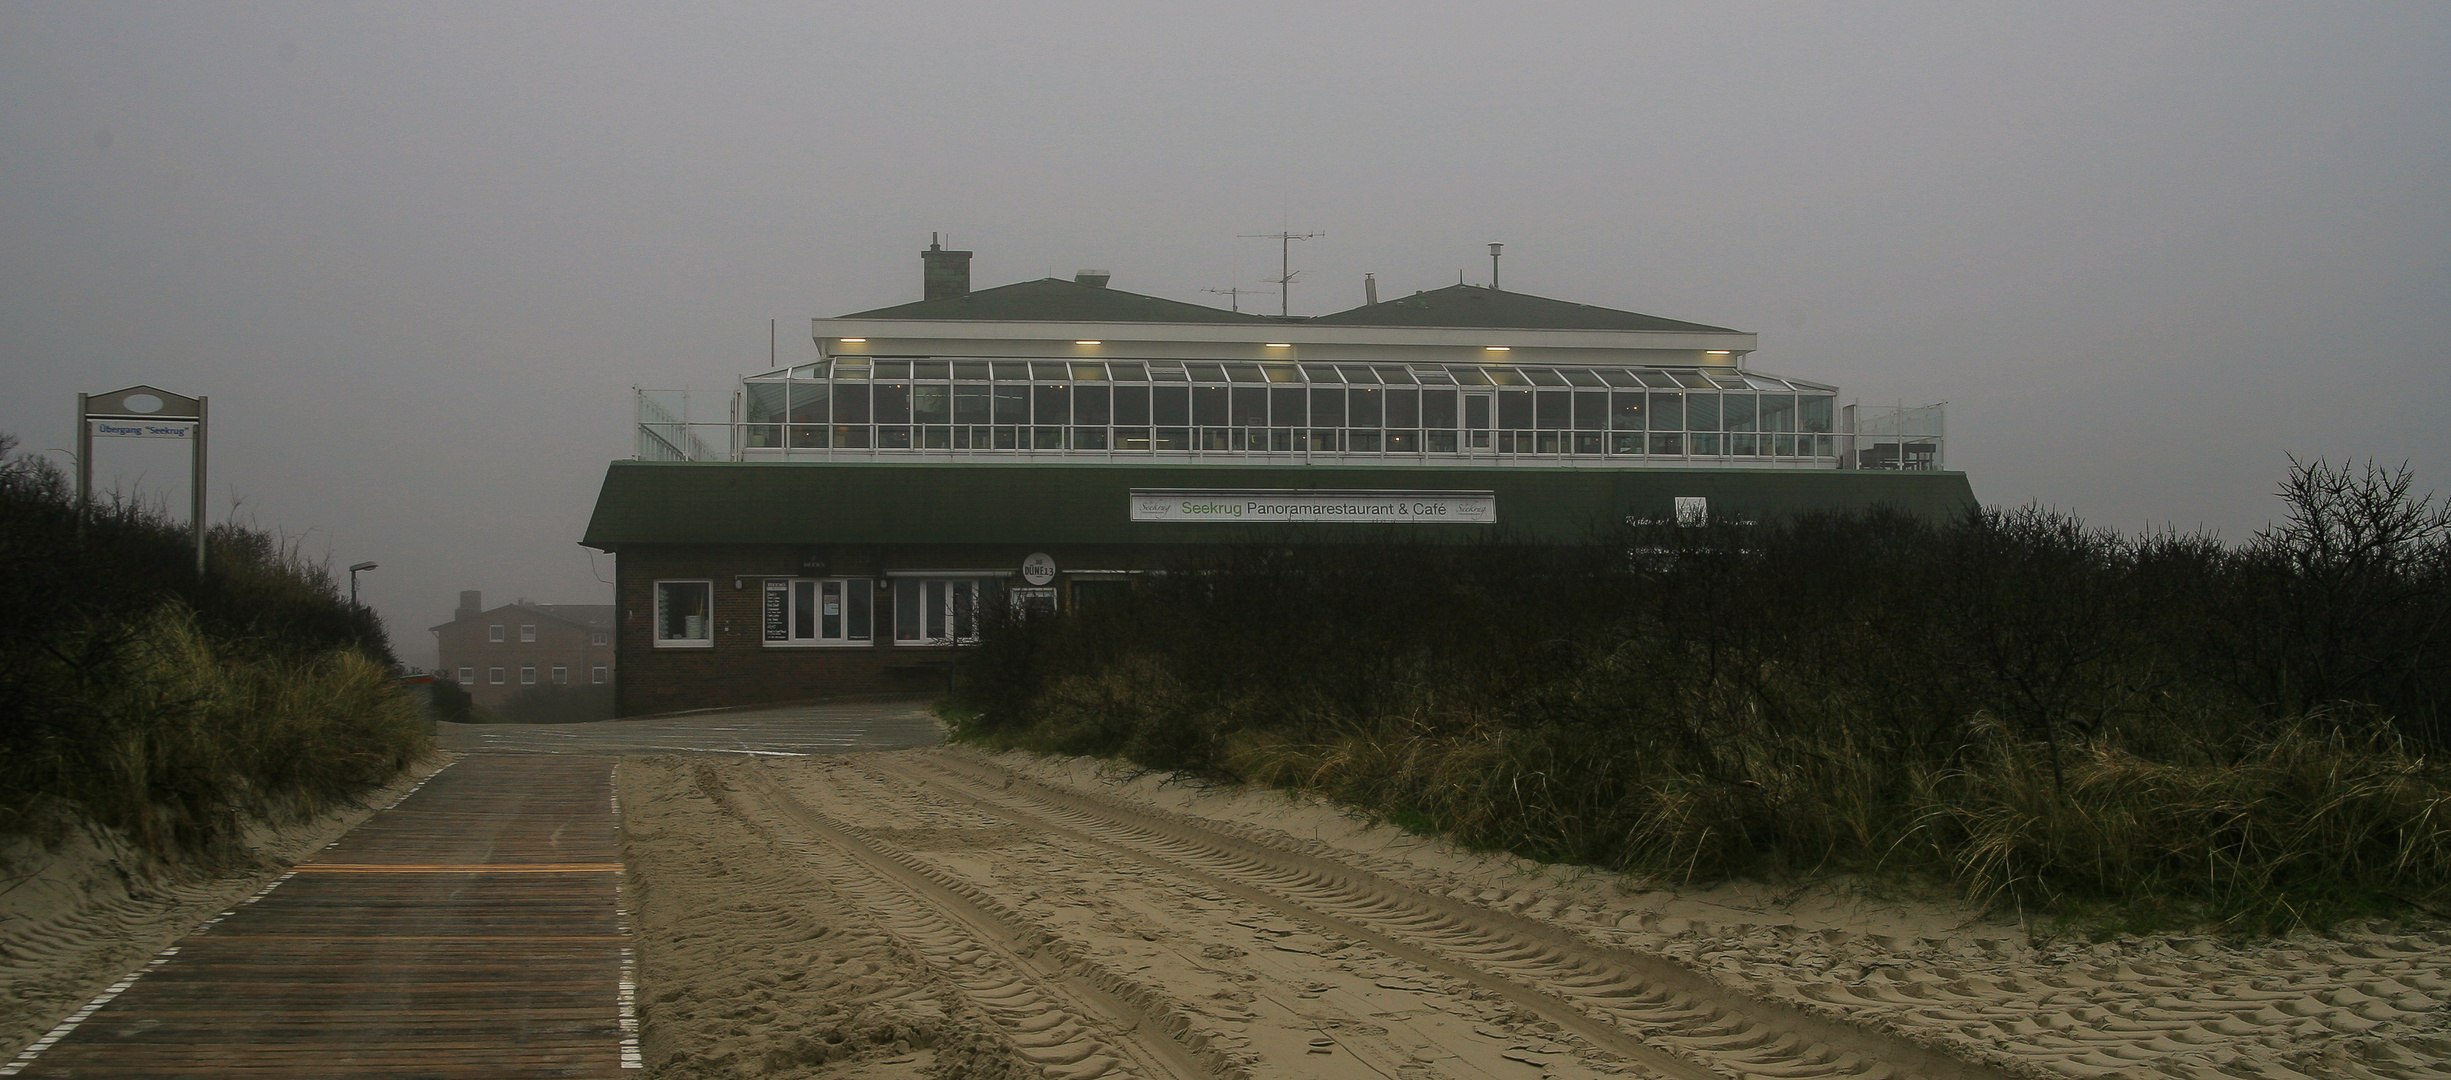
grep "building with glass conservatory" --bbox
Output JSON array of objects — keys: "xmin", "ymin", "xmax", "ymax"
[{"xmin": 584, "ymin": 244, "xmax": 1970, "ymax": 715}]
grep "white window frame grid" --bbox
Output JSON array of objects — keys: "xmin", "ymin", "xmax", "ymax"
[
  {"xmin": 654, "ymin": 579, "xmax": 716, "ymax": 647},
  {"xmin": 488, "ymin": 666, "xmax": 505, "ymax": 685},
  {"xmin": 763, "ymin": 577, "xmax": 876, "ymax": 647},
  {"xmin": 488, "ymin": 624, "xmax": 505, "ymax": 642},
  {"xmin": 551, "ymin": 665, "xmax": 567, "ymax": 684},
  {"xmin": 520, "ymin": 624, "xmax": 537, "ymax": 643},
  {"xmin": 591, "ymin": 665, "xmax": 609, "ymax": 684},
  {"xmin": 457, "ymin": 666, "xmax": 475, "ymax": 685},
  {"xmin": 891, "ymin": 576, "xmax": 1001, "ymax": 646},
  {"xmin": 520, "ymin": 666, "xmax": 537, "ymax": 685}
]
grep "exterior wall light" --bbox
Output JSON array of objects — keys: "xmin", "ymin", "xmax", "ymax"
[
  {"xmin": 1706, "ymin": 350, "xmax": 1731, "ymax": 355},
  {"xmin": 1483, "ymin": 346, "xmax": 1511, "ymax": 352},
  {"xmin": 1074, "ymin": 340, "xmax": 1102, "ymax": 346},
  {"xmin": 839, "ymin": 338, "xmax": 867, "ymax": 343},
  {"xmin": 1265, "ymin": 343, "xmax": 1293, "ymax": 348}
]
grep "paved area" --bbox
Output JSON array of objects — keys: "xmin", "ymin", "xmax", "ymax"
[
  {"xmin": 436, "ymin": 697, "xmax": 946, "ymax": 756},
  {"xmin": 9, "ymin": 756, "xmax": 630, "ymax": 1078}
]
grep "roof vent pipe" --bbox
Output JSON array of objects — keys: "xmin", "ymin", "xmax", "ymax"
[
  {"xmin": 921, "ymin": 234, "xmax": 973, "ymax": 300},
  {"xmin": 1364, "ymin": 273, "xmax": 1378, "ymax": 305},
  {"xmin": 1488, "ymin": 243, "xmax": 1503, "ymax": 290},
  {"xmin": 1074, "ymin": 269, "xmax": 1111, "ymax": 288}
]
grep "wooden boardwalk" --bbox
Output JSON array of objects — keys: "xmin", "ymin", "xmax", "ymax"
[{"xmin": 8, "ymin": 755, "xmax": 633, "ymax": 1078}]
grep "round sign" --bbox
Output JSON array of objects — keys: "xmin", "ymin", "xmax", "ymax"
[
  {"xmin": 123, "ymin": 394, "xmax": 164, "ymax": 414},
  {"xmin": 1021, "ymin": 552, "xmax": 1057, "ymax": 586}
]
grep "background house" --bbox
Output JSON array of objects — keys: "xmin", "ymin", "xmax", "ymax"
[{"xmin": 429, "ymin": 591, "xmax": 616, "ymax": 710}]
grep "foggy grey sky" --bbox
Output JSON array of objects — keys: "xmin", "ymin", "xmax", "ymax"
[{"xmin": 4, "ymin": 3, "xmax": 2446, "ymax": 667}]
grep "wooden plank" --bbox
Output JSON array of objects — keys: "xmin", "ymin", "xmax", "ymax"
[{"xmin": 12, "ymin": 755, "xmax": 631, "ymax": 1078}]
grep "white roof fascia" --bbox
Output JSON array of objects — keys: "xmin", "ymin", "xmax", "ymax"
[{"xmin": 812, "ymin": 317, "xmax": 1756, "ymax": 354}]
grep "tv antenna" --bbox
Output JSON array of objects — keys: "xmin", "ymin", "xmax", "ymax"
[
  {"xmin": 1240, "ymin": 230, "xmax": 1323, "ymax": 317},
  {"xmin": 1201, "ymin": 286, "xmax": 1274, "ymax": 313}
]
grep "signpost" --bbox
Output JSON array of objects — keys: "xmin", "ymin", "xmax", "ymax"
[{"xmin": 78, "ymin": 385, "xmax": 208, "ymax": 577}]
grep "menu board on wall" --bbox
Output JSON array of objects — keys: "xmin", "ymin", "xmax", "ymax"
[{"xmin": 763, "ymin": 580, "xmax": 788, "ymax": 641}]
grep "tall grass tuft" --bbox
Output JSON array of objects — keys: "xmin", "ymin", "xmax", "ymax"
[
  {"xmin": 0, "ymin": 435, "xmax": 430, "ymax": 859},
  {"xmin": 950, "ymin": 460, "xmax": 2451, "ymax": 934}
]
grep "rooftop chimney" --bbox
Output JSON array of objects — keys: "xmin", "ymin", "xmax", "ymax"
[
  {"xmin": 1364, "ymin": 273, "xmax": 1379, "ymax": 305},
  {"xmin": 1074, "ymin": 269, "xmax": 1111, "ymax": 289},
  {"xmin": 921, "ymin": 233, "xmax": 972, "ymax": 301},
  {"xmin": 456, "ymin": 590, "xmax": 481, "ymax": 621}
]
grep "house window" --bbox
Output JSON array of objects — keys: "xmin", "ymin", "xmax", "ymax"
[
  {"xmin": 457, "ymin": 666, "xmax": 474, "ymax": 685},
  {"xmin": 520, "ymin": 666, "xmax": 537, "ymax": 685},
  {"xmin": 893, "ymin": 578, "xmax": 999, "ymax": 645},
  {"xmin": 591, "ymin": 665, "xmax": 609, "ymax": 684},
  {"xmin": 488, "ymin": 624, "xmax": 505, "ymax": 643},
  {"xmin": 489, "ymin": 666, "xmax": 505, "ymax": 684},
  {"xmin": 763, "ymin": 578, "xmax": 874, "ymax": 646},
  {"xmin": 520, "ymin": 624, "xmax": 537, "ymax": 643},
  {"xmin": 551, "ymin": 666, "xmax": 567, "ymax": 684},
  {"xmin": 655, "ymin": 580, "xmax": 714, "ymax": 646},
  {"xmin": 590, "ymin": 631, "xmax": 608, "ymax": 646}
]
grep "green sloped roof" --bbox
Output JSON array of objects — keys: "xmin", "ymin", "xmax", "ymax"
[
  {"xmin": 839, "ymin": 278, "xmax": 1272, "ymax": 324},
  {"xmin": 1311, "ymin": 284, "xmax": 1740, "ymax": 333},
  {"xmin": 583, "ymin": 461, "xmax": 1973, "ymax": 548}
]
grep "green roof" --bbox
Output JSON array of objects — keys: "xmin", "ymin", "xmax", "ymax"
[
  {"xmin": 583, "ymin": 461, "xmax": 1973, "ymax": 548},
  {"xmin": 1311, "ymin": 284, "xmax": 1739, "ymax": 333},
  {"xmin": 839, "ymin": 278, "xmax": 1272, "ymax": 324}
]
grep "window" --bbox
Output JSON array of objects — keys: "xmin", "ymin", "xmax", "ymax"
[
  {"xmin": 893, "ymin": 578, "xmax": 999, "ymax": 645},
  {"xmin": 457, "ymin": 667, "xmax": 474, "ymax": 685},
  {"xmin": 519, "ymin": 624, "xmax": 536, "ymax": 643},
  {"xmin": 489, "ymin": 666, "xmax": 505, "ymax": 684},
  {"xmin": 764, "ymin": 578, "xmax": 874, "ymax": 645},
  {"xmin": 488, "ymin": 624, "xmax": 505, "ymax": 643},
  {"xmin": 591, "ymin": 665, "xmax": 609, "ymax": 684},
  {"xmin": 655, "ymin": 580, "xmax": 714, "ymax": 646},
  {"xmin": 590, "ymin": 631, "xmax": 608, "ymax": 646},
  {"xmin": 550, "ymin": 666, "xmax": 567, "ymax": 684},
  {"xmin": 520, "ymin": 666, "xmax": 537, "ymax": 685}
]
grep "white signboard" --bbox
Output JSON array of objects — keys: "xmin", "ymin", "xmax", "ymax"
[
  {"xmin": 1130, "ymin": 489, "xmax": 1495, "ymax": 524},
  {"xmin": 91, "ymin": 419, "xmax": 196, "ymax": 440},
  {"xmin": 1021, "ymin": 552, "xmax": 1057, "ymax": 585}
]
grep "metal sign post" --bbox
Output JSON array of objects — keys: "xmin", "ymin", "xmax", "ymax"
[{"xmin": 78, "ymin": 385, "xmax": 208, "ymax": 578}]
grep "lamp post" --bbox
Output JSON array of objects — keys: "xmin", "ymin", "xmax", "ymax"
[{"xmin": 349, "ymin": 561, "xmax": 378, "ymax": 609}]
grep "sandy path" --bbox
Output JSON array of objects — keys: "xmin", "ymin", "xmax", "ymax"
[{"xmin": 625, "ymin": 746, "xmax": 2451, "ymax": 1080}]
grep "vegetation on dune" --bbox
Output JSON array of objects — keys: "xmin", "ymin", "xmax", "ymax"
[
  {"xmin": 0, "ymin": 434, "xmax": 432, "ymax": 859},
  {"xmin": 950, "ymin": 459, "xmax": 2451, "ymax": 935}
]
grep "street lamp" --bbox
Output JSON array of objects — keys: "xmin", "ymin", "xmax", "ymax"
[{"xmin": 349, "ymin": 561, "xmax": 378, "ymax": 609}]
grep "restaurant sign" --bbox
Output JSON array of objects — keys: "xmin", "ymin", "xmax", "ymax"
[{"xmin": 1129, "ymin": 489, "xmax": 1495, "ymax": 524}]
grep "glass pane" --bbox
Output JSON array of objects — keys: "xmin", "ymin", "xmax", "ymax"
[
  {"xmin": 954, "ymin": 385, "xmax": 990, "ymax": 424},
  {"xmin": 1152, "ymin": 386, "xmax": 1190, "ymax": 425},
  {"xmin": 1231, "ymin": 387, "xmax": 1268, "ymax": 425},
  {"xmin": 1373, "ymin": 365, "xmax": 1414, "ymax": 384},
  {"xmin": 1073, "ymin": 384, "xmax": 1112, "ymax": 425},
  {"xmin": 1561, "ymin": 368, "xmax": 1604, "ymax": 386},
  {"xmin": 1029, "ymin": 361, "xmax": 1068, "ymax": 380},
  {"xmin": 1524, "ymin": 368, "xmax": 1567, "ymax": 386},
  {"xmin": 1599, "ymin": 368, "xmax": 1643, "ymax": 387},
  {"xmin": 1449, "ymin": 366, "xmax": 1493, "ymax": 385},
  {"xmin": 873, "ymin": 360, "xmax": 909, "ymax": 379},
  {"xmin": 658, "ymin": 582, "xmax": 710, "ymax": 641},
  {"xmin": 833, "ymin": 360, "xmax": 869, "ymax": 380},
  {"xmin": 1261, "ymin": 364, "xmax": 1301, "ymax": 383},
  {"xmin": 1192, "ymin": 386, "xmax": 1228, "ymax": 425},
  {"xmin": 1154, "ymin": 427, "xmax": 1188, "ymax": 450},
  {"xmin": 1072, "ymin": 426, "xmax": 1109, "ymax": 449},
  {"xmin": 1535, "ymin": 390, "xmax": 1571, "ymax": 430},
  {"xmin": 1224, "ymin": 364, "xmax": 1264, "ymax": 382},
  {"xmin": 1800, "ymin": 395, "xmax": 1834, "ymax": 434},
  {"xmin": 1760, "ymin": 394, "xmax": 1796, "ymax": 432},
  {"xmin": 1337, "ymin": 365, "xmax": 1379, "ymax": 383},
  {"xmin": 896, "ymin": 581, "xmax": 922, "ymax": 641},
  {"xmin": 1386, "ymin": 388, "xmax": 1420, "ymax": 427},
  {"xmin": 1270, "ymin": 387, "xmax": 1304, "ymax": 425},
  {"xmin": 1071, "ymin": 362, "xmax": 1108, "ymax": 381},
  {"xmin": 1309, "ymin": 388, "xmax": 1345, "ymax": 427},
  {"xmin": 1147, "ymin": 361, "xmax": 1189, "ymax": 382},
  {"xmin": 814, "ymin": 580, "xmax": 835, "ymax": 639},
  {"xmin": 1723, "ymin": 393, "xmax": 1757, "ymax": 432},
  {"xmin": 954, "ymin": 361, "xmax": 991, "ymax": 380},
  {"xmin": 1573, "ymin": 391, "xmax": 1607, "ymax": 430},
  {"xmin": 991, "ymin": 385, "xmax": 1029, "ymax": 424},
  {"xmin": 1611, "ymin": 391, "xmax": 1646, "ymax": 430},
  {"xmin": 832, "ymin": 383, "xmax": 871, "ymax": 423},
  {"xmin": 912, "ymin": 385, "xmax": 950, "ymax": 424},
  {"xmin": 913, "ymin": 361, "xmax": 949, "ymax": 380},
  {"xmin": 789, "ymin": 382, "xmax": 829, "ymax": 424},
  {"xmin": 1349, "ymin": 387, "xmax": 1383, "ymax": 427},
  {"xmin": 846, "ymin": 579, "xmax": 871, "ymax": 640},
  {"xmin": 1688, "ymin": 392, "xmax": 1719, "ymax": 431},
  {"xmin": 1485, "ymin": 367, "xmax": 1529, "ymax": 386},
  {"xmin": 745, "ymin": 382, "xmax": 788, "ymax": 424},
  {"xmin": 1673, "ymin": 371, "xmax": 1716, "ymax": 389},
  {"xmin": 1651, "ymin": 391, "xmax": 1684, "ymax": 431},
  {"xmin": 1422, "ymin": 389, "xmax": 1457, "ymax": 428},
  {"xmin": 873, "ymin": 383, "xmax": 911, "ymax": 424},
  {"xmin": 1114, "ymin": 384, "xmax": 1151, "ymax": 425},
  {"xmin": 1109, "ymin": 361, "xmax": 1147, "ymax": 381},
  {"xmin": 927, "ymin": 581, "xmax": 949, "ymax": 640},
  {"xmin": 1464, "ymin": 394, "xmax": 1491, "ymax": 428},
  {"xmin": 1411, "ymin": 365, "xmax": 1454, "ymax": 384},
  {"xmin": 991, "ymin": 361, "xmax": 1029, "ymax": 380},
  {"xmin": 1498, "ymin": 389, "xmax": 1533, "ymax": 429},
  {"xmin": 1187, "ymin": 363, "xmax": 1227, "ymax": 382},
  {"xmin": 1301, "ymin": 364, "xmax": 1342, "ymax": 382}
]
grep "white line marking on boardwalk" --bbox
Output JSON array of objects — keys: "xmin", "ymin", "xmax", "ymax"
[{"xmin": 611, "ymin": 783, "xmax": 643, "ymax": 1069}]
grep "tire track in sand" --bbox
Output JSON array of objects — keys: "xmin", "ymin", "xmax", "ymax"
[
  {"xmin": 871, "ymin": 752, "xmax": 2017, "ymax": 1080},
  {"xmin": 706, "ymin": 764, "xmax": 1239, "ymax": 1080}
]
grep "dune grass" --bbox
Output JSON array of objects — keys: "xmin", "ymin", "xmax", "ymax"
[{"xmin": 950, "ymin": 460, "xmax": 2451, "ymax": 935}]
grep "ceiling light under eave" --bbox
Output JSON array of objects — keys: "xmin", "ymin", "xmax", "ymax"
[
  {"xmin": 1483, "ymin": 346, "xmax": 1511, "ymax": 352},
  {"xmin": 1074, "ymin": 340, "xmax": 1103, "ymax": 346},
  {"xmin": 838, "ymin": 338, "xmax": 867, "ymax": 343},
  {"xmin": 1264, "ymin": 343, "xmax": 1293, "ymax": 349},
  {"xmin": 1706, "ymin": 350, "xmax": 1732, "ymax": 355}
]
